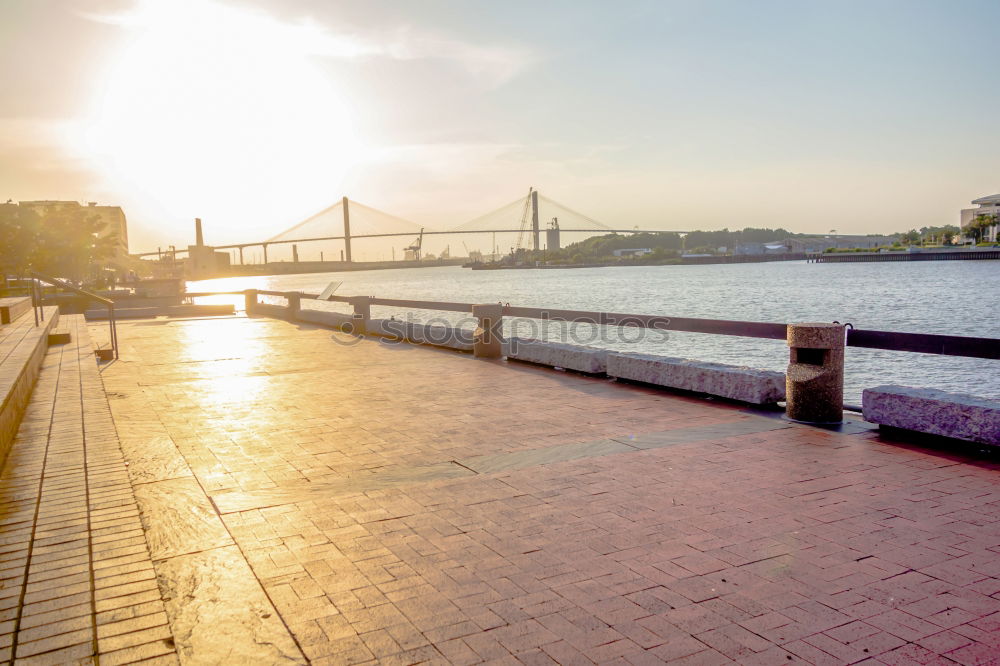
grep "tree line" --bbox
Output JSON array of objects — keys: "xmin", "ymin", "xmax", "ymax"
[
  {"xmin": 531, "ymin": 227, "xmax": 800, "ymax": 264},
  {"xmin": 508, "ymin": 221, "xmax": 973, "ymax": 265}
]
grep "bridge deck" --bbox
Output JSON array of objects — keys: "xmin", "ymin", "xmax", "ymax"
[{"xmin": 3, "ymin": 313, "xmax": 998, "ymax": 664}]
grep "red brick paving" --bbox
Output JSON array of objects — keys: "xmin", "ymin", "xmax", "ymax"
[{"xmin": 84, "ymin": 314, "xmax": 1000, "ymax": 664}]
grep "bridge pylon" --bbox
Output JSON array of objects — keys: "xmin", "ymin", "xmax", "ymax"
[{"xmin": 531, "ymin": 189, "xmax": 540, "ymax": 251}]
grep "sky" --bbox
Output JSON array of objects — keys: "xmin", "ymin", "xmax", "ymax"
[{"xmin": 1, "ymin": 0, "xmax": 998, "ymax": 257}]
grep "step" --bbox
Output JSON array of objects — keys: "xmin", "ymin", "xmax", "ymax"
[
  {"xmin": 0, "ymin": 306, "xmax": 59, "ymax": 467},
  {"xmin": 48, "ymin": 325, "xmax": 72, "ymax": 345},
  {"xmin": 0, "ymin": 296, "xmax": 31, "ymax": 325}
]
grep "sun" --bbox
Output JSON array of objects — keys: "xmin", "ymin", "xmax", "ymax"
[{"xmin": 82, "ymin": 0, "xmax": 365, "ymax": 241}]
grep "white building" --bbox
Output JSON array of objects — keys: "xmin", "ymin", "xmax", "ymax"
[
  {"xmin": 960, "ymin": 194, "xmax": 1000, "ymax": 243},
  {"xmin": 782, "ymin": 235, "xmax": 898, "ymax": 253}
]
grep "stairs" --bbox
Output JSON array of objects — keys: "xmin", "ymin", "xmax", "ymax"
[{"xmin": 0, "ymin": 297, "xmax": 60, "ymax": 467}]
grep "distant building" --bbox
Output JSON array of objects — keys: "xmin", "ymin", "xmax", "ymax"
[
  {"xmin": 18, "ymin": 200, "xmax": 129, "ymax": 265},
  {"xmin": 960, "ymin": 194, "xmax": 999, "ymax": 243},
  {"xmin": 612, "ymin": 248, "xmax": 653, "ymax": 257},
  {"xmin": 186, "ymin": 218, "xmax": 231, "ymax": 279},
  {"xmin": 735, "ymin": 242, "xmax": 792, "ymax": 255},
  {"xmin": 782, "ymin": 235, "xmax": 898, "ymax": 253},
  {"xmin": 546, "ymin": 218, "xmax": 561, "ymax": 251}
]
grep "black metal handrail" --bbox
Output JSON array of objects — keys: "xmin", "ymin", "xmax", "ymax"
[
  {"xmin": 847, "ymin": 329, "xmax": 1000, "ymax": 360},
  {"xmin": 30, "ymin": 272, "xmax": 118, "ymax": 359},
  {"xmin": 289, "ymin": 291, "xmax": 999, "ymax": 359}
]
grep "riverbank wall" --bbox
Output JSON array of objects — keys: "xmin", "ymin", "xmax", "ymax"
[{"xmin": 812, "ymin": 249, "xmax": 1000, "ymax": 263}]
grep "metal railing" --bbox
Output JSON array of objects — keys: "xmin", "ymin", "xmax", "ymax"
[
  {"xmin": 245, "ymin": 289, "xmax": 1000, "ymax": 360},
  {"xmin": 30, "ymin": 272, "xmax": 119, "ymax": 360}
]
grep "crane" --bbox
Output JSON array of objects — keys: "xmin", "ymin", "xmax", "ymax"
[{"xmin": 404, "ymin": 228, "xmax": 424, "ymax": 261}]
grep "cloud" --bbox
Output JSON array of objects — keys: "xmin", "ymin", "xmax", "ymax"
[
  {"xmin": 360, "ymin": 27, "xmax": 533, "ymax": 88},
  {"xmin": 81, "ymin": 0, "xmax": 533, "ymax": 88},
  {"xmin": 0, "ymin": 118, "xmax": 102, "ymax": 198}
]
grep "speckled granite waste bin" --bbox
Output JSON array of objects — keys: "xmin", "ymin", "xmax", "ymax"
[{"xmin": 786, "ymin": 323, "xmax": 845, "ymax": 423}]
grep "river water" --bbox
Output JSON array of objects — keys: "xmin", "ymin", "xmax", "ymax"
[{"xmin": 189, "ymin": 260, "xmax": 1000, "ymax": 404}]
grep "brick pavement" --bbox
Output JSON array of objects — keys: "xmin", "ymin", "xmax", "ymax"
[
  {"xmin": 27, "ymin": 313, "xmax": 1000, "ymax": 664},
  {"xmin": 0, "ymin": 315, "xmax": 178, "ymax": 664}
]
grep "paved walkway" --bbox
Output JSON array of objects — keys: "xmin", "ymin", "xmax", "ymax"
[
  {"xmin": 4, "ymin": 312, "xmax": 1000, "ymax": 664},
  {"xmin": 0, "ymin": 315, "xmax": 176, "ymax": 664}
]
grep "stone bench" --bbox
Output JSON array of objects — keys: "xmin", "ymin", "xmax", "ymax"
[
  {"xmin": 248, "ymin": 301, "xmax": 289, "ymax": 320},
  {"xmin": 862, "ymin": 385, "xmax": 1000, "ymax": 445},
  {"xmin": 504, "ymin": 338, "xmax": 608, "ymax": 374},
  {"xmin": 0, "ymin": 297, "xmax": 30, "ymax": 325},
  {"xmin": 274, "ymin": 304, "xmax": 475, "ymax": 351},
  {"xmin": 296, "ymin": 307, "xmax": 357, "ymax": 331},
  {"xmin": 606, "ymin": 352, "xmax": 786, "ymax": 405},
  {"xmin": 370, "ymin": 319, "xmax": 474, "ymax": 352}
]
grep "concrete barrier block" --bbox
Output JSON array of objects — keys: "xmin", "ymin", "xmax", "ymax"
[
  {"xmin": 296, "ymin": 308, "xmax": 356, "ymax": 331},
  {"xmin": 371, "ymin": 319, "xmax": 474, "ymax": 352},
  {"xmin": 607, "ymin": 352, "xmax": 786, "ymax": 404},
  {"xmin": 249, "ymin": 302, "xmax": 288, "ymax": 319},
  {"xmin": 503, "ymin": 338, "xmax": 608, "ymax": 374},
  {"xmin": 862, "ymin": 385, "xmax": 1000, "ymax": 445}
]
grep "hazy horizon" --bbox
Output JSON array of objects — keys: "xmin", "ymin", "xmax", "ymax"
[{"xmin": 1, "ymin": 0, "xmax": 997, "ymax": 255}]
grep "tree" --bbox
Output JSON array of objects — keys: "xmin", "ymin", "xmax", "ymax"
[
  {"xmin": 737, "ymin": 227, "xmax": 794, "ymax": 243},
  {"xmin": 0, "ymin": 204, "xmax": 41, "ymax": 275},
  {"xmin": 0, "ymin": 204, "xmax": 117, "ymax": 282},
  {"xmin": 969, "ymin": 214, "xmax": 997, "ymax": 244}
]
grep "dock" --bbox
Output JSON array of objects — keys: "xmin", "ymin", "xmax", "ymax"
[{"xmin": 1, "ymin": 306, "xmax": 999, "ymax": 664}]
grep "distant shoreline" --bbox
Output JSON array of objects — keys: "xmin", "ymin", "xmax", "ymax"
[
  {"xmin": 471, "ymin": 248, "xmax": 1000, "ymax": 269},
  {"xmin": 470, "ymin": 253, "xmax": 809, "ymax": 269}
]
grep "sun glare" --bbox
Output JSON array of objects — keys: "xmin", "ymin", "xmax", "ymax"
[{"xmin": 82, "ymin": 0, "xmax": 364, "ymax": 239}]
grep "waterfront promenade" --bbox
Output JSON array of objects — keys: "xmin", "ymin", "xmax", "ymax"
[{"xmin": 2, "ymin": 313, "xmax": 999, "ymax": 664}]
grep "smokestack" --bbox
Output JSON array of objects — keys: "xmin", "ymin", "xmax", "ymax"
[
  {"xmin": 195, "ymin": 218, "xmax": 204, "ymax": 246},
  {"xmin": 342, "ymin": 197, "xmax": 352, "ymax": 263}
]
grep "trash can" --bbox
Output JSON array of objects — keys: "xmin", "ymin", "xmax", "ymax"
[
  {"xmin": 786, "ymin": 323, "xmax": 845, "ymax": 424},
  {"xmin": 472, "ymin": 303, "xmax": 503, "ymax": 359},
  {"xmin": 244, "ymin": 289, "xmax": 258, "ymax": 314}
]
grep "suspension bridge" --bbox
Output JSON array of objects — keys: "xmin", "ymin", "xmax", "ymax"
[{"xmin": 135, "ymin": 189, "xmax": 691, "ymax": 267}]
